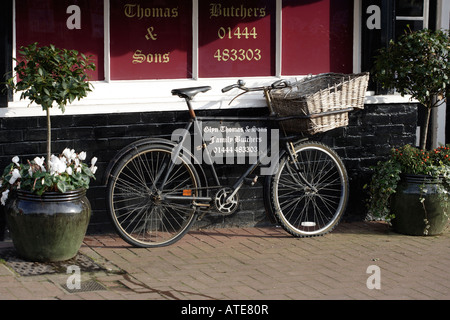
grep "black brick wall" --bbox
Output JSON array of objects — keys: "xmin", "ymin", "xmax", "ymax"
[{"xmin": 0, "ymin": 103, "xmax": 418, "ymax": 233}]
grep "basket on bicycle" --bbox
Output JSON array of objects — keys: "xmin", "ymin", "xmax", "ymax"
[{"xmin": 270, "ymin": 72, "xmax": 369, "ymax": 135}]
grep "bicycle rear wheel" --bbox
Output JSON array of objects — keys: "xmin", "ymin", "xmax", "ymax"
[
  {"xmin": 271, "ymin": 142, "xmax": 348, "ymax": 237},
  {"xmin": 106, "ymin": 144, "xmax": 200, "ymax": 247}
]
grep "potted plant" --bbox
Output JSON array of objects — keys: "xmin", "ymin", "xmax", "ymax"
[
  {"xmin": 367, "ymin": 29, "xmax": 450, "ymax": 236},
  {"xmin": 0, "ymin": 43, "xmax": 97, "ymax": 261},
  {"xmin": 366, "ymin": 145, "xmax": 450, "ymax": 235},
  {"xmin": 374, "ymin": 28, "xmax": 449, "ymax": 150}
]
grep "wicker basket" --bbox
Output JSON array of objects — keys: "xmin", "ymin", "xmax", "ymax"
[{"xmin": 270, "ymin": 72, "xmax": 369, "ymax": 135}]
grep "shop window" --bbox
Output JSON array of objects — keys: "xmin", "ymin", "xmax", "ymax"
[
  {"xmin": 198, "ymin": 0, "xmax": 276, "ymax": 78},
  {"xmin": 15, "ymin": 0, "xmax": 104, "ymax": 81},
  {"xmin": 12, "ymin": 1, "xmax": 359, "ymax": 84},
  {"xmin": 110, "ymin": 0, "xmax": 192, "ymax": 80},
  {"xmin": 281, "ymin": 0, "xmax": 354, "ymax": 75},
  {"xmin": 395, "ymin": 0, "xmax": 434, "ymax": 38}
]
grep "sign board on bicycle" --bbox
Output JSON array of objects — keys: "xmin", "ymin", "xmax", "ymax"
[
  {"xmin": 172, "ymin": 120, "xmax": 279, "ymax": 170},
  {"xmin": 202, "ymin": 121, "xmax": 270, "ymax": 163}
]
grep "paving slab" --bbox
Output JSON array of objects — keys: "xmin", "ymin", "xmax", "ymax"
[{"xmin": 0, "ymin": 221, "xmax": 448, "ymax": 304}]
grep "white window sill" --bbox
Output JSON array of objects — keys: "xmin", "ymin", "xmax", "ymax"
[{"xmin": 1, "ymin": 79, "xmax": 418, "ymax": 118}]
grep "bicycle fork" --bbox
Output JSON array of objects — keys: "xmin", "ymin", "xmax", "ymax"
[{"xmin": 285, "ymin": 141, "xmax": 318, "ymax": 193}]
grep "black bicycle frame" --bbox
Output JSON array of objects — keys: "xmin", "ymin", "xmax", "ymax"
[
  {"xmin": 160, "ymin": 116, "xmax": 270, "ymax": 204},
  {"xmin": 160, "ymin": 111, "xmax": 357, "ymax": 205},
  {"xmin": 160, "ymin": 85, "xmax": 353, "ymax": 205}
]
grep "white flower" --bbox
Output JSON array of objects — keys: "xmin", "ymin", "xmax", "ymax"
[
  {"xmin": 48, "ymin": 155, "xmax": 67, "ymax": 175},
  {"xmin": 66, "ymin": 167, "xmax": 73, "ymax": 175},
  {"xmin": 12, "ymin": 156, "xmax": 20, "ymax": 166},
  {"xmin": 9, "ymin": 169, "xmax": 21, "ymax": 184},
  {"xmin": 55, "ymin": 163, "xmax": 66, "ymax": 174},
  {"xmin": 62, "ymin": 148, "xmax": 76, "ymax": 161},
  {"xmin": 62, "ymin": 148, "xmax": 71, "ymax": 159},
  {"xmin": 33, "ymin": 157, "xmax": 46, "ymax": 171},
  {"xmin": 78, "ymin": 151, "xmax": 87, "ymax": 161},
  {"xmin": 89, "ymin": 157, "xmax": 98, "ymax": 175},
  {"xmin": 1, "ymin": 190, "xmax": 9, "ymax": 206},
  {"xmin": 73, "ymin": 158, "xmax": 82, "ymax": 173},
  {"xmin": 33, "ymin": 156, "xmax": 44, "ymax": 167}
]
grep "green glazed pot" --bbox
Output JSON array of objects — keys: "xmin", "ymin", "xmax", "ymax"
[
  {"xmin": 5, "ymin": 189, "xmax": 91, "ymax": 262},
  {"xmin": 391, "ymin": 174, "xmax": 449, "ymax": 236}
]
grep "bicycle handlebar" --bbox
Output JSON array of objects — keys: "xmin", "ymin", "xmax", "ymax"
[
  {"xmin": 221, "ymin": 79, "xmax": 291, "ymax": 94},
  {"xmin": 221, "ymin": 80, "xmax": 246, "ymax": 93},
  {"xmin": 221, "ymin": 84, "xmax": 239, "ymax": 93},
  {"xmin": 271, "ymin": 79, "xmax": 291, "ymax": 89}
]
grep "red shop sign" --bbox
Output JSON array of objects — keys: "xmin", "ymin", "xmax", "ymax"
[
  {"xmin": 281, "ymin": 0, "xmax": 353, "ymax": 75},
  {"xmin": 110, "ymin": 0, "xmax": 192, "ymax": 80},
  {"xmin": 198, "ymin": 0, "xmax": 275, "ymax": 78},
  {"xmin": 15, "ymin": 0, "xmax": 104, "ymax": 81}
]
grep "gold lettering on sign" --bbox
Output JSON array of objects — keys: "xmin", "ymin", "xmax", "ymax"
[
  {"xmin": 214, "ymin": 48, "xmax": 262, "ymax": 62},
  {"xmin": 124, "ymin": 4, "xmax": 179, "ymax": 19},
  {"xmin": 218, "ymin": 27, "xmax": 258, "ymax": 39},
  {"xmin": 132, "ymin": 50, "xmax": 170, "ymax": 64},
  {"xmin": 209, "ymin": 4, "xmax": 266, "ymax": 19},
  {"xmin": 145, "ymin": 27, "xmax": 157, "ymax": 40}
]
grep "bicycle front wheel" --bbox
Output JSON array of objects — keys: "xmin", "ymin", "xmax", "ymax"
[
  {"xmin": 106, "ymin": 144, "xmax": 200, "ymax": 248},
  {"xmin": 271, "ymin": 142, "xmax": 348, "ymax": 237}
]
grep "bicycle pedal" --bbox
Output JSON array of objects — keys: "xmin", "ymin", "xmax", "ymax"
[{"xmin": 244, "ymin": 175, "xmax": 259, "ymax": 186}]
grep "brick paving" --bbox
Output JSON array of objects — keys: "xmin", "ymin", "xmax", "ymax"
[{"xmin": 0, "ymin": 221, "xmax": 449, "ymax": 301}]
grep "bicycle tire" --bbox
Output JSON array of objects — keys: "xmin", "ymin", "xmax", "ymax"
[
  {"xmin": 106, "ymin": 144, "xmax": 200, "ymax": 248},
  {"xmin": 270, "ymin": 142, "xmax": 348, "ymax": 237}
]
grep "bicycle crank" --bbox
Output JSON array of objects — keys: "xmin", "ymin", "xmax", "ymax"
[{"xmin": 214, "ymin": 187, "xmax": 239, "ymax": 216}]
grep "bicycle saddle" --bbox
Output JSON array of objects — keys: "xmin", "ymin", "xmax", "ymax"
[{"xmin": 171, "ymin": 86, "xmax": 211, "ymax": 100}]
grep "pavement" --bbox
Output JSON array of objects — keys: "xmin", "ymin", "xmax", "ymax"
[{"xmin": 0, "ymin": 221, "xmax": 449, "ymax": 304}]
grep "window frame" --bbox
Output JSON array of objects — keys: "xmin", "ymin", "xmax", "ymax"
[
  {"xmin": 395, "ymin": 0, "xmax": 430, "ymax": 29},
  {"xmin": 7, "ymin": 0, "xmax": 287, "ymax": 115},
  {"xmin": 4, "ymin": 0, "xmax": 422, "ymax": 117}
]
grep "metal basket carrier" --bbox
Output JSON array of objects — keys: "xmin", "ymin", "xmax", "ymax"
[{"xmin": 270, "ymin": 72, "xmax": 370, "ymax": 135}]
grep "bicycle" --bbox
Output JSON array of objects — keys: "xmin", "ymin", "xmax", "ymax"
[{"xmin": 105, "ymin": 79, "xmax": 351, "ymax": 248}]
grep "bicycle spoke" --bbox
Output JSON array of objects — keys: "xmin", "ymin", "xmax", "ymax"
[
  {"xmin": 272, "ymin": 143, "xmax": 348, "ymax": 237},
  {"xmin": 107, "ymin": 145, "xmax": 199, "ymax": 247}
]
